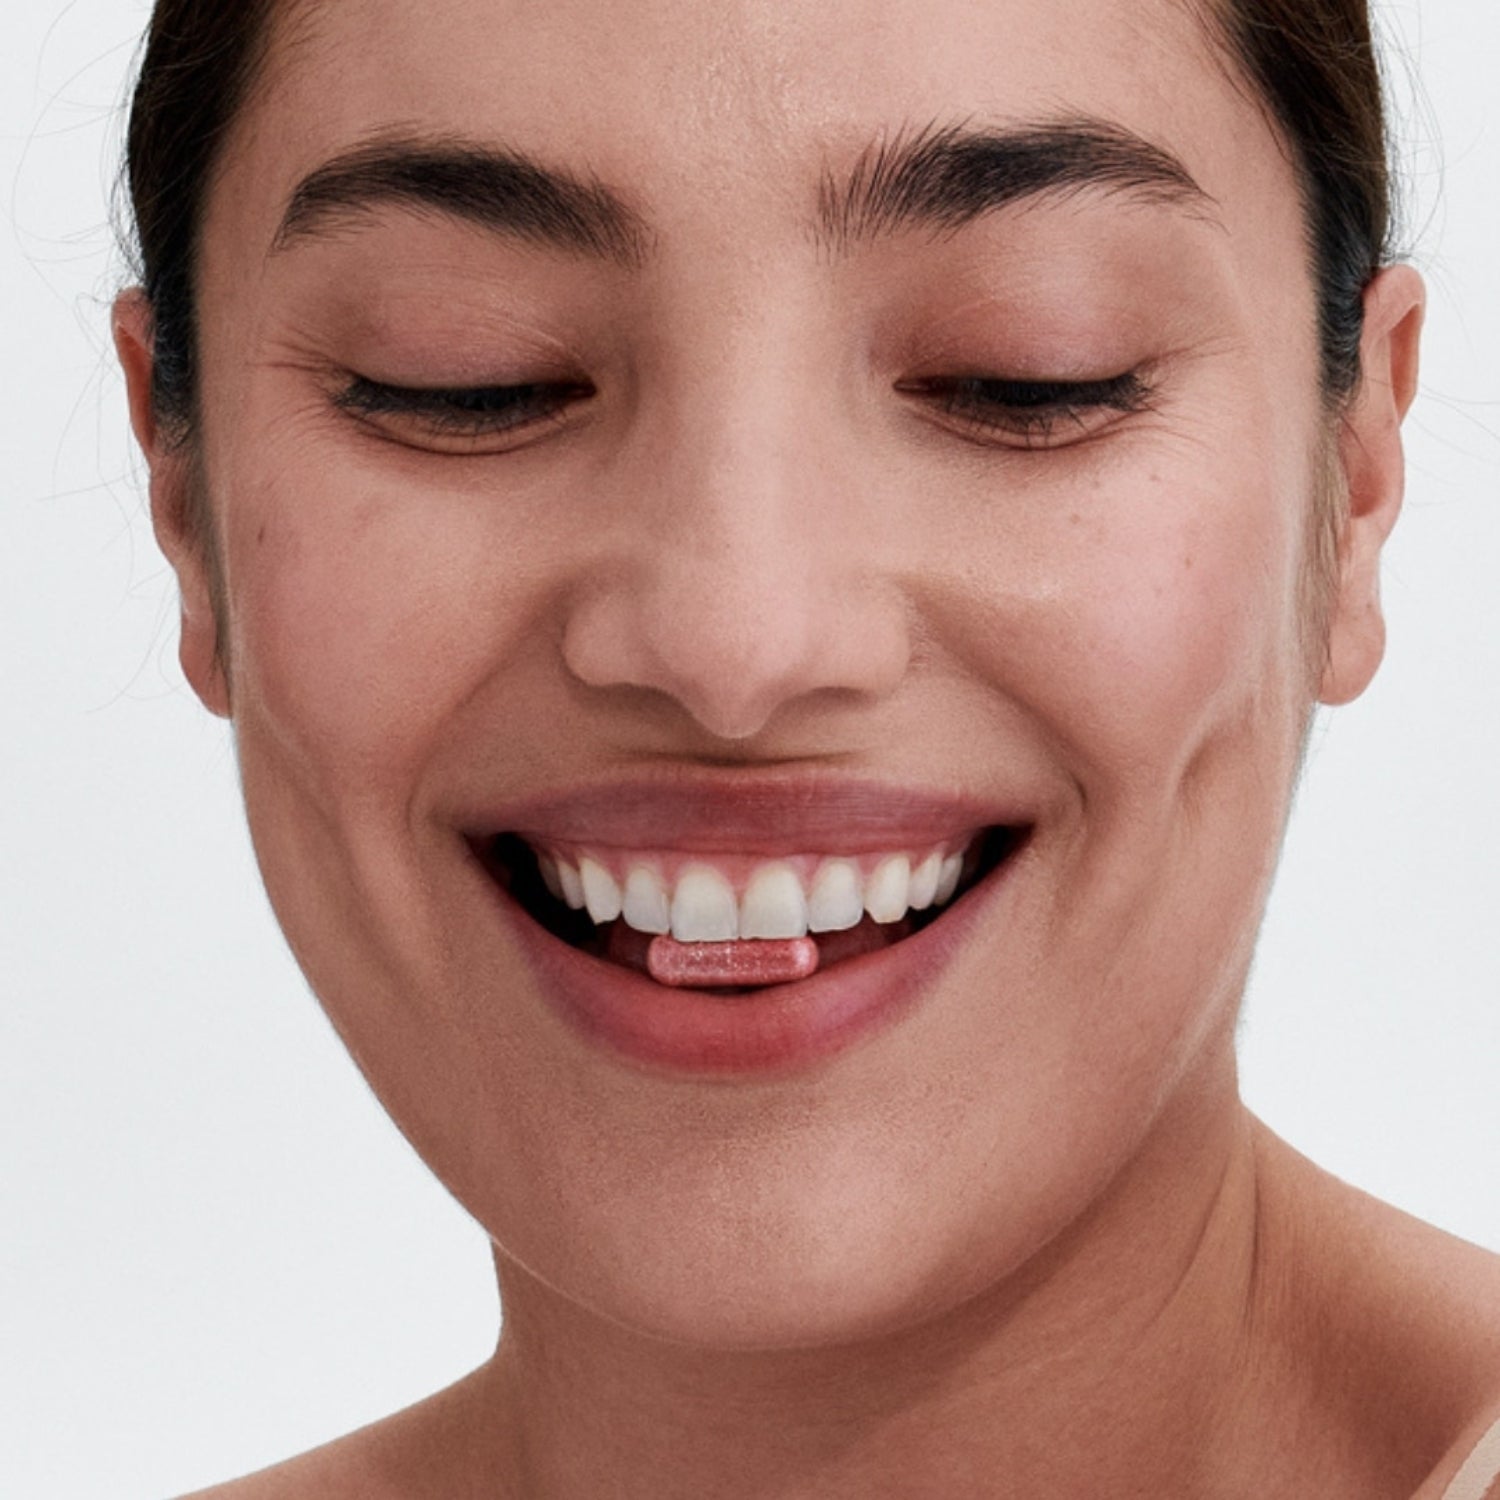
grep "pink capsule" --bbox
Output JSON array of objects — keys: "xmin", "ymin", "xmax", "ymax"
[{"xmin": 646, "ymin": 935, "xmax": 821, "ymax": 989}]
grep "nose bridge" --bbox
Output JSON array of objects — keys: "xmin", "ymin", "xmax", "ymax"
[
  {"xmin": 560, "ymin": 320, "xmax": 909, "ymax": 742},
  {"xmin": 664, "ymin": 349, "xmax": 823, "ymax": 580}
]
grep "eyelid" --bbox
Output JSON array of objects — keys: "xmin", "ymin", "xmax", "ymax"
[
  {"xmin": 332, "ymin": 374, "xmax": 593, "ymax": 444},
  {"xmin": 330, "ymin": 366, "xmax": 1155, "ymax": 455},
  {"xmin": 335, "ymin": 374, "xmax": 590, "ymax": 411},
  {"xmin": 897, "ymin": 369, "xmax": 1155, "ymax": 447}
]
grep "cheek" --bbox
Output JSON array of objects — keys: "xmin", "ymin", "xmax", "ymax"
[
  {"xmin": 946, "ymin": 423, "xmax": 1316, "ymax": 1056},
  {"xmin": 954, "ymin": 433, "xmax": 1312, "ymax": 797},
  {"xmin": 1064, "ymin": 477, "xmax": 1287, "ymax": 763},
  {"xmin": 219, "ymin": 452, "xmax": 549, "ymax": 807}
]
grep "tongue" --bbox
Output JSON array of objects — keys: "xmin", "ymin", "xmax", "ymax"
[{"xmin": 601, "ymin": 914, "xmax": 914, "ymax": 988}]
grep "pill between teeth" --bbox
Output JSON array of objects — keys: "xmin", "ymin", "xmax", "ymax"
[{"xmin": 646, "ymin": 936, "xmax": 820, "ymax": 989}]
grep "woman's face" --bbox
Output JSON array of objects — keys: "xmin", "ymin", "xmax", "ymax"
[{"xmin": 150, "ymin": 0, "xmax": 1406, "ymax": 1345}]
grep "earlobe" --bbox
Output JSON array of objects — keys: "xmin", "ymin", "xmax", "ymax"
[
  {"xmin": 112, "ymin": 290, "xmax": 232, "ymax": 719},
  {"xmin": 1317, "ymin": 265, "xmax": 1426, "ymax": 707}
]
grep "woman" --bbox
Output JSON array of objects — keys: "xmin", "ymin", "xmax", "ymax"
[{"xmin": 110, "ymin": 0, "xmax": 1500, "ymax": 1494}]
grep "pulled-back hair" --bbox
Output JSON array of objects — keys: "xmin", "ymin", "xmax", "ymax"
[{"xmin": 123, "ymin": 0, "xmax": 1396, "ymax": 442}]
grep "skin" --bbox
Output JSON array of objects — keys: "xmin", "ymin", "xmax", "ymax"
[{"xmin": 112, "ymin": 0, "xmax": 1500, "ymax": 1495}]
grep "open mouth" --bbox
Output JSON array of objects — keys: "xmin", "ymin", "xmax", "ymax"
[{"xmin": 473, "ymin": 825, "xmax": 1027, "ymax": 995}]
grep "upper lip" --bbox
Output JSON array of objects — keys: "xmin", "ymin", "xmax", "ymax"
[{"xmin": 463, "ymin": 768, "xmax": 1031, "ymax": 855}]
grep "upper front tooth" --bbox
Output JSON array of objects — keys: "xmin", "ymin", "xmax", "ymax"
[
  {"xmin": 739, "ymin": 862, "xmax": 809, "ymax": 939},
  {"xmin": 807, "ymin": 858, "xmax": 864, "ymax": 933},
  {"xmin": 864, "ymin": 854, "xmax": 911, "ymax": 924},
  {"xmin": 579, "ymin": 856, "xmax": 623, "ymax": 923},
  {"xmin": 671, "ymin": 864, "xmax": 739, "ymax": 941},
  {"xmin": 622, "ymin": 865, "xmax": 671, "ymax": 934}
]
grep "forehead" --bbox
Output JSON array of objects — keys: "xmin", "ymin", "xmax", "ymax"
[{"xmin": 237, "ymin": 0, "xmax": 1295, "ymax": 254}]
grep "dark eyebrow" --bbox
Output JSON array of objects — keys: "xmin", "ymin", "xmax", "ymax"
[
  {"xmin": 271, "ymin": 116, "xmax": 1213, "ymax": 268},
  {"xmin": 273, "ymin": 133, "xmax": 652, "ymax": 266},
  {"xmin": 815, "ymin": 116, "xmax": 1217, "ymax": 253}
]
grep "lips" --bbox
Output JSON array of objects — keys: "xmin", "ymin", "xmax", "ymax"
[
  {"xmin": 460, "ymin": 772, "xmax": 1032, "ymax": 1072},
  {"xmin": 474, "ymin": 826, "xmax": 1024, "ymax": 1073},
  {"xmin": 462, "ymin": 770, "xmax": 1030, "ymax": 855},
  {"xmin": 462, "ymin": 771, "xmax": 1024, "ymax": 969}
]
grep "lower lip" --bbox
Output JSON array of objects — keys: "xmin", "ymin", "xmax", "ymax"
[{"xmin": 482, "ymin": 846, "xmax": 1019, "ymax": 1077}]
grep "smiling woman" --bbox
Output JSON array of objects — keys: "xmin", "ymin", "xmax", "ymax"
[{"xmin": 95, "ymin": 0, "xmax": 1500, "ymax": 1496}]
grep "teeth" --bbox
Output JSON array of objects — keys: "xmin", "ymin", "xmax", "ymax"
[
  {"xmin": 621, "ymin": 865, "xmax": 671, "ymax": 934},
  {"xmin": 671, "ymin": 864, "xmax": 740, "ymax": 942},
  {"xmin": 579, "ymin": 856, "xmax": 623, "ymax": 923},
  {"xmin": 739, "ymin": 862, "xmax": 809, "ymax": 940},
  {"xmin": 528, "ymin": 835, "xmax": 988, "ymax": 940},
  {"xmin": 863, "ymin": 854, "xmax": 911, "ymax": 924},
  {"xmin": 934, "ymin": 853, "xmax": 963, "ymax": 905},
  {"xmin": 807, "ymin": 859, "xmax": 865, "ymax": 933},
  {"xmin": 537, "ymin": 851, "xmax": 566, "ymax": 902},
  {"xmin": 907, "ymin": 851, "xmax": 942, "ymax": 911},
  {"xmin": 556, "ymin": 858, "xmax": 587, "ymax": 910}
]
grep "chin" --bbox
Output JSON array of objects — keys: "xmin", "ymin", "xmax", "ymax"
[{"xmin": 485, "ymin": 1117, "xmax": 1086, "ymax": 1356}]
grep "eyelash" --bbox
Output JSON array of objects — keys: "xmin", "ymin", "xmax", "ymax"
[
  {"xmin": 908, "ymin": 373, "xmax": 1152, "ymax": 445},
  {"xmin": 335, "ymin": 377, "xmax": 588, "ymax": 435},
  {"xmin": 333, "ymin": 370, "xmax": 1152, "ymax": 448}
]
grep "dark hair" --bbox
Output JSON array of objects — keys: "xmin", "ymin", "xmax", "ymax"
[
  {"xmin": 123, "ymin": 0, "xmax": 1394, "ymax": 440},
  {"xmin": 1203, "ymin": 0, "xmax": 1394, "ymax": 402},
  {"xmin": 124, "ymin": 0, "xmax": 277, "ymax": 442}
]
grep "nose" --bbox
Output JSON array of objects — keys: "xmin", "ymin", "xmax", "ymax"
[{"xmin": 560, "ymin": 373, "xmax": 911, "ymax": 743}]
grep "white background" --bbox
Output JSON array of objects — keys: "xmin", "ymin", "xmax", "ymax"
[{"xmin": 2, "ymin": 2, "xmax": 1496, "ymax": 1495}]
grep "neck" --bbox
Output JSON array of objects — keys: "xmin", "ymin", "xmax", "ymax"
[{"xmin": 463, "ymin": 1047, "xmax": 1277, "ymax": 1499}]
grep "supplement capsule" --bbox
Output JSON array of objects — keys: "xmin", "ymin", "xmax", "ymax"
[{"xmin": 646, "ymin": 935, "xmax": 820, "ymax": 989}]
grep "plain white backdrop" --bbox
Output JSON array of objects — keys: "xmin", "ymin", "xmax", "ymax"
[{"xmin": 1, "ymin": 2, "xmax": 1496, "ymax": 1495}]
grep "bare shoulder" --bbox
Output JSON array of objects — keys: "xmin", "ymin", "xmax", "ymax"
[
  {"xmin": 1258, "ymin": 1119, "xmax": 1500, "ymax": 1345},
  {"xmin": 170, "ymin": 1365, "xmax": 507, "ymax": 1500},
  {"xmin": 171, "ymin": 1419, "xmax": 417, "ymax": 1500},
  {"xmin": 1252, "ymin": 1123, "xmax": 1500, "ymax": 1496},
  {"xmin": 1369, "ymin": 1212, "xmax": 1500, "ymax": 1500},
  {"xmin": 174, "ymin": 1445, "xmax": 359, "ymax": 1500}
]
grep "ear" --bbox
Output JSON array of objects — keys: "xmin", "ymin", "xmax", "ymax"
[
  {"xmin": 1317, "ymin": 264, "xmax": 1426, "ymax": 706},
  {"xmin": 113, "ymin": 290, "xmax": 232, "ymax": 718}
]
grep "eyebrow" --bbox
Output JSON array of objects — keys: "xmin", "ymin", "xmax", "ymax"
[
  {"xmin": 273, "ymin": 133, "xmax": 653, "ymax": 265},
  {"xmin": 815, "ymin": 117, "xmax": 1217, "ymax": 252},
  {"xmin": 271, "ymin": 116, "xmax": 1214, "ymax": 265}
]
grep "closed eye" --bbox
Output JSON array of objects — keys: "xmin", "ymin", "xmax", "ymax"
[
  {"xmin": 898, "ymin": 371, "xmax": 1154, "ymax": 448},
  {"xmin": 333, "ymin": 376, "xmax": 594, "ymax": 451},
  {"xmin": 332, "ymin": 368, "xmax": 1153, "ymax": 455}
]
